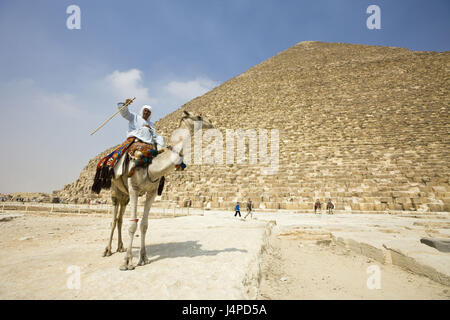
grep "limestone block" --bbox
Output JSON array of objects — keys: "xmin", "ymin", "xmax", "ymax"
[
  {"xmin": 359, "ymin": 203, "xmax": 374, "ymax": 211},
  {"xmin": 396, "ymin": 197, "xmax": 412, "ymax": 204},
  {"xmin": 427, "ymin": 203, "xmax": 444, "ymax": 212},
  {"xmin": 374, "ymin": 203, "xmax": 387, "ymax": 211},
  {"xmin": 402, "ymin": 203, "xmax": 415, "ymax": 211}
]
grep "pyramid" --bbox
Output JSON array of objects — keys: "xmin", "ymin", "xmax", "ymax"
[{"xmin": 57, "ymin": 41, "xmax": 450, "ymax": 212}]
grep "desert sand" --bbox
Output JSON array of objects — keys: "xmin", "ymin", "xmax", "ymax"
[{"xmin": 0, "ymin": 209, "xmax": 449, "ymax": 299}]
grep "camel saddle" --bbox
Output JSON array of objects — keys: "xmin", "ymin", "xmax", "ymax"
[{"xmin": 113, "ymin": 141, "xmax": 165, "ymax": 196}]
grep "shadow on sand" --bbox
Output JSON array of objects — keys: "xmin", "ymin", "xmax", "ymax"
[{"xmin": 133, "ymin": 241, "xmax": 247, "ymax": 263}]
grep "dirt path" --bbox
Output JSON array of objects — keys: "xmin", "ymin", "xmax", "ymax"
[{"xmin": 257, "ymin": 229, "xmax": 450, "ymax": 300}]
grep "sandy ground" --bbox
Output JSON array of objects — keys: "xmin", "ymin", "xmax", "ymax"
[
  {"xmin": 0, "ymin": 212, "xmax": 268, "ymax": 299},
  {"xmin": 0, "ymin": 210, "xmax": 449, "ymax": 299},
  {"xmin": 257, "ymin": 228, "xmax": 450, "ymax": 300}
]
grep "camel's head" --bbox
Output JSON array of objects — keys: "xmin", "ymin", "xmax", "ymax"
[{"xmin": 180, "ymin": 110, "xmax": 214, "ymax": 131}]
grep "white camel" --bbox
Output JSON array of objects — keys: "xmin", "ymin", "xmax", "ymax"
[{"xmin": 102, "ymin": 111, "xmax": 213, "ymax": 271}]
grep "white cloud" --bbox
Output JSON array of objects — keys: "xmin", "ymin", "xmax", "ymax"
[
  {"xmin": 105, "ymin": 69, "xmax": 156, "ymax": 105},
  {"xmin": 165, "ymin": 77, "xmax": 218, "ymax": 101},
  {"xmin": 101, "ymin": 70, "xmax": 219, "ymax": 120}
]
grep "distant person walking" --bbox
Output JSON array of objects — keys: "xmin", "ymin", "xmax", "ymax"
[
  {"xmin": 244, "ymin": 199, "xmax": 253, "ymax": 219},
  {"xmin": 314, "ymin": 199, "xmax": 322, "ymax": 214},
  {"xmin": 327, "ymin": 199, "xmax": 334, "ymax": 214},
  {"xmin": 234, "ymin": 202, "xmax": 241, "ymax": 217}
]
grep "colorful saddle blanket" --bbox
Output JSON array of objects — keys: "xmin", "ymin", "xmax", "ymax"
[
  {"xmin": 91, "ymin": 137, "xmax": 135, "ymax": 194},
  {"xmin": 91, "ymin": 138, "xmax": 165, "ymax": 194},
  {"xmin": 91, "ymin": 138, "xmax": 159, "ymax": 193},
  {"xmin": 127, "ymin": 141, "xmax": 159, "ymax": 177}
]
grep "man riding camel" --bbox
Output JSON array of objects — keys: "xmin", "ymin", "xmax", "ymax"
[
  {"xmin": 91, "ymin": 99, "xmax": 166, "ymax": 194},
  {"xmin": 118, "ymin": 99, "xmax": 165, "ymax": 149},
  {"xmin": 119, "ymin": 100, "xmax": 186, "ymax": 171}
]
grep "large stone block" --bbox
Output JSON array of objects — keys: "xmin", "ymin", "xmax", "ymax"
[
  {"xmin": 374, "ymin": 203, "xmax": 387, "ymax": 211},
  {"xmin": 359, "ymin": 203, "xmax": 375, "ymax": 211},
  {"xmin": 427, "ymin": 203, "xmax": 444, "ymax": 212}
]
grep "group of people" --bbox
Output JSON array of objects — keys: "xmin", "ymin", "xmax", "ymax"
[
  {"xmin": 314, "ymin": 199, "xmax": 335, "ymax": 214},
  {"xmin": 233, "ymin": 198, "xmax": 335, "ymax": 218},
  {"xmin": 234, "ymin": 199, "xmax": 253, "ymax": 219}
]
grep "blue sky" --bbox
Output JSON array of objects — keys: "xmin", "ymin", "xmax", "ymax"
[{"xmin": 0, "ymin": 0, "xmax": 448, "ymax": 193}]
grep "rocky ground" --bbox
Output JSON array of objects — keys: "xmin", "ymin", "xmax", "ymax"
[{"xmin": 257, "ymin": 230, "xmax": 449, "ymax": 299}]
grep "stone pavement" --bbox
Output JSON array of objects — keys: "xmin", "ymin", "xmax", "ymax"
[{"xmin": 205, "ymin": 210, "xmax": 450, "ymax": 286}]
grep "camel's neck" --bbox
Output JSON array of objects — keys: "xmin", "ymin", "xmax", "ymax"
[
  {"xmin": 172, "ymin": 120, "xmax": 195, "ymax": 154},
  {"xmin": 146, "ymin": 120, "xmax": 195, "ymax": 182}
]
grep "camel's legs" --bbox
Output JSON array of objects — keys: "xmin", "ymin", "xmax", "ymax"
[
  {"xmin": 120, "ymin": 188, "xmax": 139, "ymax": 271},
  {"xmin": 138, "ymin": 191, "xmax": 156, "ymax": 266},
  {"xmin": 116, "ymin": 202, "xmax": 127, "ymax": 252},
  {"xmin": 103, "ymin": 201, "xmax": 119, "ymax": 257}
]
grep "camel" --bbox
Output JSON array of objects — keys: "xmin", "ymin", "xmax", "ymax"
[{"xmin": 102, "ymin": 111, "xmax": 213, "ymax": 271}]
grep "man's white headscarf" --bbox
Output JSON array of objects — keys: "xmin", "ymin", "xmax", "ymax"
[{"xmin": 141, "ymin": 105, "xmax": 152, "ymax": 120}]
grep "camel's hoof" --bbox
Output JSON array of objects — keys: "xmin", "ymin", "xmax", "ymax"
[
  {"xmin": 138, "ymin": 257, "xmax": 150, "ymax": 266},
  {"xmin": 120, "ymin": 257, "xmax": 134, "ymax": 271},
  {"xmin": 117, "ymin": 247, "xmax": 126, "ymax": 253},
  {"xmin": 119, "ymin": 264, "xmax": 128, "ymax": 271},
  {"xmin": 103, "ymin": 248, "xmax": 112, "ymax": 257},
  {"xmin": 119, "ymin": 262, "xmax": 135, "ymax": 271}
]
